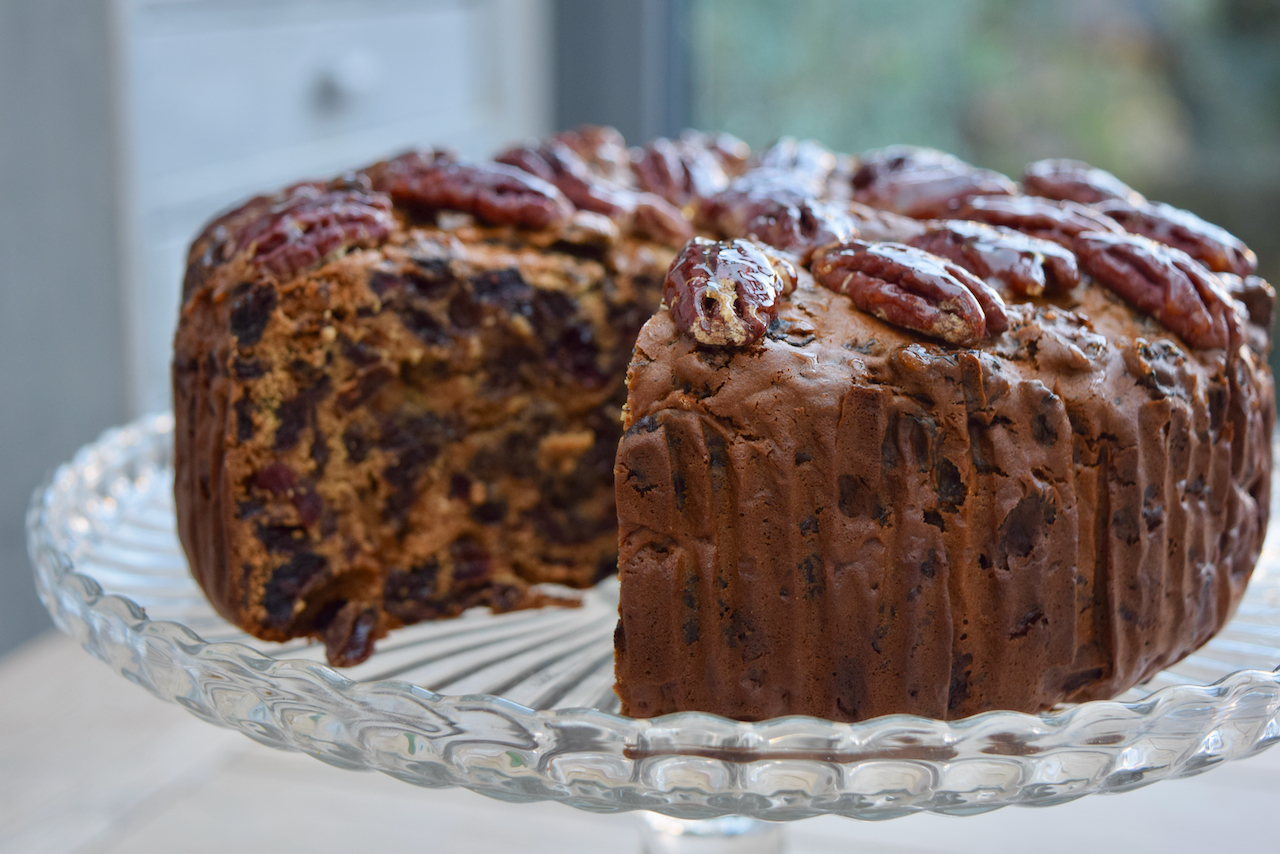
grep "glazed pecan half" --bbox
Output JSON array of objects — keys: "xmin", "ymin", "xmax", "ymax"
[
  {"xmin": 909, "ymin": 220, "xmax": 1080, "ymax": 297},
  {"xmin": 552, "ymin": 125, "xmax": 635, "ymax": 186},
  {"xmin": 498, "ymin": 140, "xmax": 692, "ymax": 245},
  {"xmin": 633, "ymin": 136, "xmax": 730, "ymax": 207},
  {"xmin": 755, "ymin": 137, "xmax": 839, "ymax": 193},
  {"xmin": 1092, "ymin": 199, "xmax": 1257, "ymax": 277},
  {"xmin": 234, "ymin": 185, "xmax": 395, "ymax": 281},
  {"xmin": 370, "ymin": 151, "xmax": 572, "ymax": 231},
  {"xmin": 664, "ymin": 237, "xmax": 798, "ymax": 348},
  {"xmin": 952, "ymin": 195, "xmax": 1125, "ymax": 249},
  {"xmin": 1022, "ymin": 158, "xmax": 1144, "ymax": 205},
  {"xmin": 811, "ymin": 241, "xmax": 1008, "ymax": 345},
  {"xmin": 852, "ymin": 146, "xmax": 1018, "ymax": 219},
  {"xmin": 632, "ymin": 130, "xmax": 749, "ymax": 207},
  {"xmin": 1217, "ymin": 272, "xmax": 1275, "ymax": 329},
  {"xmin": 700, "ymin": 172, "xmax": 856, "ymax": 261},
  {"xmin": 845, "ymin": 201, "xmax": 929, "ymax": 244},
  {"xmin": 1074, "ymin": 232, "xmax": 1241, "ymax": 350}
]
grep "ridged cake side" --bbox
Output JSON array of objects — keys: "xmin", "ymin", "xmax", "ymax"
[{"xmin": 614, "ymin": 278, "xmax": 1273, "ymax": 721}]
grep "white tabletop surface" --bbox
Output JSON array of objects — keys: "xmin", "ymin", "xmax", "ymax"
[{"xmin": 3, "ymin": 629, "xmax": 1279, "ymax": 854}]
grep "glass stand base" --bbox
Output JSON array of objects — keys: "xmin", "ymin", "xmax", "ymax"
[{"xmin": 637, "ymin": 813, "xmax": 787, "ymax": 853}]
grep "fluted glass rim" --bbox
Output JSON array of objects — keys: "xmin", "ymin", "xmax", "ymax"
[{"xmin": 27, "ymin": 413, "xmax": 1280, "ymax": 820}]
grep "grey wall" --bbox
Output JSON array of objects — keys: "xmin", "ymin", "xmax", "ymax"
[
  {"xmin": 0, "ymin": 0, "xmax": 130, "ymax": 654},
  {"xmin": 554, "ymin": 0, "xmax": 689, "ymax": 141}
]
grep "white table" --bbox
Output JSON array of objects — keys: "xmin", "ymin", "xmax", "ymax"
[{"xmin": 3, "ymin": 630, "xmax": 1278, "ymax": 854}]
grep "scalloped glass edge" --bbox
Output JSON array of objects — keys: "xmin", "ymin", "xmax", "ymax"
[{"xmin": 26, "ymin": 413, "xmax": 1280, "ymax": 821}]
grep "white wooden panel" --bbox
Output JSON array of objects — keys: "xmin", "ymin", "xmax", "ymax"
[{"xmin": 115, "ymin": 0, "xmax": 553, "ymax": 415}]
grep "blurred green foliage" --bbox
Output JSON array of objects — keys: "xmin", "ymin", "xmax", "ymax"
[{"xmin": 688, "ymin": 0, "xmax": 1280, "ymax": 366}]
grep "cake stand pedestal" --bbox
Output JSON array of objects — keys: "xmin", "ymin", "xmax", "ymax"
[{"xmin": 27, "ymin": 415, "xmax": 1280, "ymax": 852}]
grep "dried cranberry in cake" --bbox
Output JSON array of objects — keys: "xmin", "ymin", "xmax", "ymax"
[
  {"xmin": 1022, "ymin": 158, "xmax": 1145, "ymax": 205},
  {"xmin": 811, "ymin": 240, "xmax": 1007, "ymax": 344},
  {"xmin": 370, "ymin": 151, "xmax": 573, "ymax": 230},
  {"xmin": 1074, "ymin": 231, "xmax": 1241, "ymax": 350},
  {"xmin": 664, "ymin": 237, "xmax": 797, "ymax": 347},
  {"xmin": 951, "ymin": 195, "xmax": 1125, "ymax": 249},
  {"xmin": 852, "ymin": 146, "xmax": 1018, "ymax": 218},
  {"xmin": 1092, "ymin": 199, "xmax": 1258, "ymax": 277},
  {"xmin": 908, "ymin": 220, "xmax": 1080, "ymax": 297}
]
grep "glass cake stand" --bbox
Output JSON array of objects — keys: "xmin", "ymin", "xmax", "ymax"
[{"xmin": 27, "ymin": 414, "xmax": 1280, "ymax": 852}]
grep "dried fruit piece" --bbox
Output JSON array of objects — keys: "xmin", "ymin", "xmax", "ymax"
[
  {"xmin": 852, "ymin": 146, "xmax": 1017, "ymax": 219},
  {"xmin": 1074, "ymin": 232, "xmax": 1241, "ymax": 350},
  {"xmin": 909, "ymin": 220, "xmax": 1080, "ymax": 297},
  {"xmin": 497, "ymin": 140, "xmax": 692, "ymax": 245},
  {"xmin": 952, "ymin": 195, "xmax": 1125, "ymax": 249},
  {"xmin": 1022, "ymin": 159, "xmax": 1144, "ymax": 205},
  {"xmin": 370, "ymin": 151, "xmax": 573, "ymax": 231},
  {"xmin": 322, "ymin": 601, "xmax": 379, "ymax": 666},
  {"xmin": 1092, "ymin": 199, "xmax": 1257, "ymax": 277},
  {"xmin": 664, "ymin": 237, "xmax": 798, "ymax": 347},
  {"xmin": 811, "ymin": 241, "xmax": 1008, "ymax": 345}
]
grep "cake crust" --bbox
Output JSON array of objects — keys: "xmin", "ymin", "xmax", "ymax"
[{"xmin": 614, "ymin": 268, "xmax": 1273, "ymax": 722}]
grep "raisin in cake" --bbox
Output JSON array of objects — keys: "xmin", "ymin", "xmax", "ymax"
[
  {"xmin": 173, "ymin": 128, "xmax": 746, "ymax": 664},
  {"xmin": 613, "ymin": 147, "xmax": 1274, "ymax": 722}
]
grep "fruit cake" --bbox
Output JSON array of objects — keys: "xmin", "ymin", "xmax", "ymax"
[
  {"xmin": 174, "ymin": 131, "xmax": 1272, "ymax": 726},
  {"xmin": 612, "ymin": 148, "xmax": 1274, "ymax": 721},
  {"xmin": 173, "ymin": 129, "xmax": 744, "ymax": 664}
]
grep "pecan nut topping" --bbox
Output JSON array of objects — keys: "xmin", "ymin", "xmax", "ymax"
[
  {"xmin": 1217, "ymin": 272, "xmax": 1275, "ymax": 329},
  {"xmin": 909, "ymin": 220, "xmax": 1080, "ymax": 297},
  {"xmin": 1022, "ymin": 158, "xmax": 1145, "ymax": 205},
  {"xmin": 755, "ymin": 137, "xmax": 839, "ymax": 193},
  {"xmin": 810, "ymin": 241, "xmax": 1008, "ymax": 345},
  {"xmin": 498, "ymin": 140, "xmax": 692, "ymax": 245},
  {"xmin": 951, "ymin": 195, "xmax": 1125, "ymax": 248},
  {"xmin": 851, "ymin": 146, "xmax": 1018, "ymax": 219},
  {"xmin": 663, "ymin": 237, "xmax": 798, "ymax": 348},
  {"xmin": 234, "ymin": 184, "xmax": 395, "ymax": 280},
  {"xmin": 633, "ymin": 136, "xmax": 729, "ymax": 207},
  {"xmin": 370, "ymin": 151, "xmax": 572, "ymax": 230},
  {"xmin": 845, "ymin": 201, "xmax": 929, "ymax": 243},
  {"xmin": 700, "ymin": 174, "xmax": 857, "ymax": 261},
  {"xmin": 552, "ymin": 125, "xmax": 635, "ymax": 186},
  {"xmin": 1092, "ymin": 199, "xmax": 1257, "ymax": 277},
  {"xmin": 632, "ymin": 130, "xmax": 748, "ymax": 208},
  {"xmin": 1074, "ymin": 232, "xmax": 1242, "ymax": 350}
]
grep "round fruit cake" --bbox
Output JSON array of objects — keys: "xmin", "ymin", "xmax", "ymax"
[{"xmin": 173, "ymin": 129, "xmax": 1273, "ymax": 721}]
